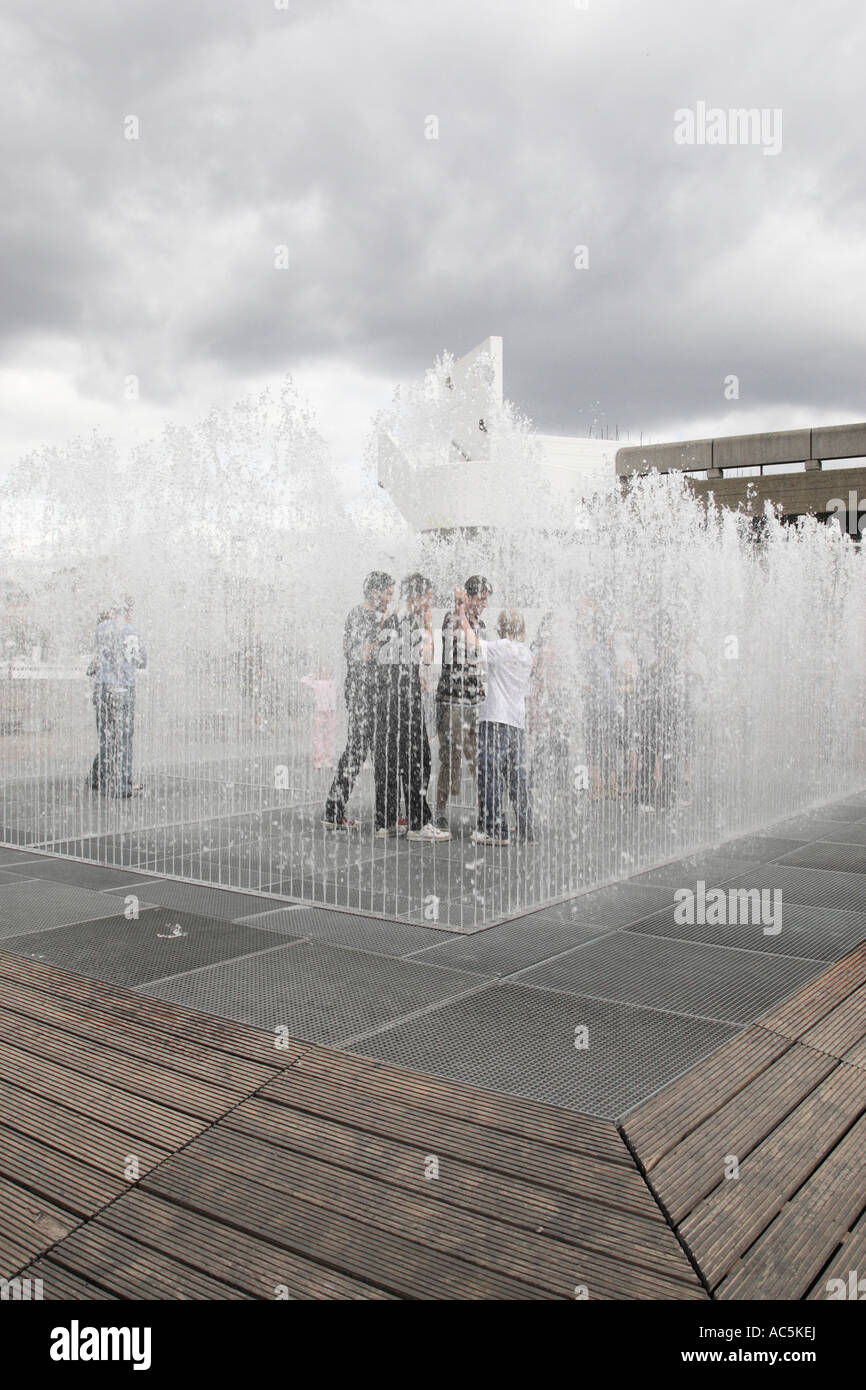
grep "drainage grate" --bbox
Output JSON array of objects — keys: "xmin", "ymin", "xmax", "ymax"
[
  {"xmin": 755, "ymin": 816, "xmax": 858, "ymax": 842},
  {"xmin": 721, "ymin": 864, "xmax": 866, "ymax": 913},
  {"xmin": 776, "ymin": 842, "xmax": 866, "ymax": 876},
  {"xmin": 819, "ymin": 822, "xmax": 866, "ymax": 846},
  {"xmin": 709, "ymin": 836, "xmax": 810, "ymax": 861},
  {"xmin": 0, "ymin": 911, "xmax": 291, "ymax": 987},
  {"xmin": 349, "ymin": 980, "xmax": 738, "ymax": 1119},
  {"xmin": 238, "ymin": 904, "xmax": 444, "ymax": 956},
  {"xmin": 513, "ymin": 932, "xmax": 826, "ymax": 1025},
  {"xmin": 8, "ymin": 858, "xmax": 157, "ymax": 893},
  {"xmin": 137, "ymin": 940, "xmax": 486, "ymax": 1045},
  {"xmin": 0, "ymin": 880, "xmax": 137, "ymax": 938},
  {"xmin": 625, "ymin": 899, "xmax": 866, "ymax": 961},
  {"xmin": 103, "ymin": 879, "xmax": 286, "ymax": 922},
  {"xmin": 0, "ymin": 849, "xmax": 53, "ymax": 870},
  {"xmin": 526, "ymin": 883, "xmax": 677, "ymax": 929},
  {"xmin": 0, "ymin": 868, "xmax": 39, "ymax": 884},
  {"xmin": 805, "ymin": 801, "xmax": 866, "ymax": 820},
  {"xmin": 628, "ymin": 855, "xmax": 758, "ymax": 889},
  {"xmin": 405, "ymin": 914, "xmax": 616, "ymax": 976}
]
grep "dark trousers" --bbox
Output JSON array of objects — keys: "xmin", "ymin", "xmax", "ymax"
[
  {"xmin": 478, "ymin": 720, "xmax": 533, "ymax": 840},
  {"xmin": 325, "ymin": 699, "xmax": 374, "ymax": 819},
  {"xmin": 374, "ymin": 684, "xmax": 432, "ymax": 831},
  {"xmin": 89, "ymin": 687, "xmax": 135, "ymax": 796}
]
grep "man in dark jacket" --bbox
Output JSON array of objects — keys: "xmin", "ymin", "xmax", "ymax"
[{"xmin": 323, "ymin": 571, "xmax": 394, "ymax": 828}]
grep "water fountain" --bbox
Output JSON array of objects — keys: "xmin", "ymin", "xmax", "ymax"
[{"xmin": 2, "ymin": 368, "xmax": 865, "ymax": 931}]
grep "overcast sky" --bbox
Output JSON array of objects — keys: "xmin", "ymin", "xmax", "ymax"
[{"xmin": 2, "ymin": 0, "xmax": 865, "ymax": 482}]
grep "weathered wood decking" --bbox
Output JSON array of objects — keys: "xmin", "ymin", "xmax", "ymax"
[
  {"xmin": 622, "ymin": 942, "xmax": 866, "ymax": 1300},
  {"xmin": 0, "ymin": 951, "xmax": 702, "ymax": 1300},
  {"xmin": 2, "ymin": 941, "xmax": 864, "ymax": 1299}
]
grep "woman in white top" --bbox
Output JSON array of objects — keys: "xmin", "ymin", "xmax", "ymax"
[{"xmin": 460, "ymin": 606, "xmax": 534, "ymax": 845}]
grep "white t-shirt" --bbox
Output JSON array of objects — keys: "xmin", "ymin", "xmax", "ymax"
[{"xmin": 478, "ymin": 638, "xmax": 533, "ymax": 729}]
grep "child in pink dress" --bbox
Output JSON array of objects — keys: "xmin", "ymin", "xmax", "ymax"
[{"xmin": 301, "ymin": 672, "xmax": 337, "ymax": 769}]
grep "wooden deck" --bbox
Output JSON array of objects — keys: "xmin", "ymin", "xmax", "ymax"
[
  {"xmin": 0, "ymin": 951, "xmax": 703, "ymax": 1300},
  {"xmin": 622, "ymin": 942, "xmax": 866, "ymax": 1300},
  {"xmin": 4, "ymin": 940, "xmax": 864, "ymax": 1300}
]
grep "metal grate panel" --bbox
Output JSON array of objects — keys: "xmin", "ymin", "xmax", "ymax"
[
  {"xmin": 776, "ymin": 842, "xmax": 866, "ymax": 876},
  {"xmin": 137, "ymin": 940, "xmax": 487, "ymax": 1045},
  {"xmin": 514, "ymin": 932, "xmax": 825, "ymax": 1025},
  {"xmin": 628, "ymin": 855, "xmax": 758, "ymax": 889},
  {"xmin": 0, "ymin": 911, "xmax": 291, "ymax": 987},
  {"xmin": 756, "ymin": 816, "xmax": 857, "ymax": 842},
  {"xmin": 805, "ymin": 802, "xmax": 866, "ymax": 820},
  {"xmin": 238, "ymin": 904, "xmax": 444, "ymax": 956},
  {"xmin": 526, "ymin": 883, "xmax": 677, "ymax": 929},
  {"xmin": 350, "ymin": 981, "xmax": 738, "ymax": 1119},
  {"xmin": 0, "ymin": 849, "xmax": 53, "ymax": 869},
  {"xmin": 0, "ymin": 880, "xmax": 139, "ymax": 939},
  {"xmin": 626, "ymin": 899, "xmax": 866, "ymax": 961},
  {"xmin": 721, "ymin": 864, "xmax": 866, "ymax": 913},
  {"xmin": 819, "ymin": 822, "xmax": 866, "ymax": 846},
  {"xmin": 104, "ymin": 879, "xmax": 287, "ymax": 922},
  {"xmin": 405, "ymin": 914, "xmax": 616, "ymax": 976},
  {"xmin": 0, "ymin": 867, "xmax": 39, "ymax": 884},
  {"xmin": 708, "ymin": 835, "xmax": 809, "ymax": 861},
  {"xmin": 7, "ymin": 857, "xmax": 157, "ymax": 893}
]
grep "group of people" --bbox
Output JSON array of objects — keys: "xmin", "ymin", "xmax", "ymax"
[{"xmin": 322, "ymin": 571, "xmax": 535, "ymax": 845}]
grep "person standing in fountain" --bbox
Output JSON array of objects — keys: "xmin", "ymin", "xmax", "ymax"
[
  {"xmin": 434, "ymin": 574, "xmax": 491, "ymax": 837},
  {"xmin": 322, "ymin": 571, "xmax": 394, "ymax": 829},
  {"xmin": 87, "ymin": 596, "xmax": 147, "ymax": 798},
  {"xmin": 374, "ymin": 574, "xmax": 449, "ymax": 841},
  {"xmin": 469, "ymin": 609, "xmax": 535, "ymax": 845}
]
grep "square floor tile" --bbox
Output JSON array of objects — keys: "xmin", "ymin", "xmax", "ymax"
[
  {"xmin": 138, "ymin": 940, "xmax": 486, "ymax": 1045},
  {"xmin": 0, "ymin": 880, "xmax": 143, "ymax": 938},
  {"xmin": 626, "ymin": 899, "xmax": 866, "ymax": 961},
  {"xmin": 1, "ymin": 911, "xmax": 292, "ymax": 987},
  {"xmin": 352, "ymin": 981, "xmax": 739, "ymax": 1118},
  {"xmin": 515, "ymin": 932, "xmax": 825, "ymax": 1025}
]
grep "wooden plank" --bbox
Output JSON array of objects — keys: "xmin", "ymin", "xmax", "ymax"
[
  {"xmin": 293, "ymin": 1044, "xmax": 627, "ymax": 1160},
  {"xmin": 0, "ymin": 1039, "xmax": 209, "ymax": 1148},
  {"xmin": 200, "ymin": 1117, "xmax": 701, "ymax": 1297},
  {"xmin": 647, "ymin": 1045, "xmax": 838, "ymax": 1225},
  {"xmin": 0, "ymin": 1172, "xmax": 81, "ymax": 1270},
  {"xmin": 0, "ymin": 975, "xmax": 277, "ymax": 1092},
  {"xmin": 716, "ymin": 1110, "xmax": 866, "ymax": 1300},
  {"xmin": 805, "ymin": 1206, "xmax": 866, "ymax": 1300},
  {"xmin": 757, "ymin": 944, "xmax": 866, "ymax": 1038},
  {"xmin": 801, "ymin": 982, "xmax": 866, "ymax": 1060},
  {"xmin": 260, "ymin": 1070, "xmax": 659, "ymax": 1219},
  {"xmin": 0, "ymin": 952, "xmax": 300, "ymax": 1066},
  {"xmin": 679, "ymin": 1063, "xmax": 866, "ymax": 1289},
  {"xmin": 143, "ymin": 1153, "xmax": 557, "ymax": 1300},
  {"xmin": 0, "ymin": 1006, "xmax": 239, "ymax": 1120},
  {"xmin": 622, "ymin": 1026, "xmax": 790, "ymax": 1172},
  {"xmin": 41, "ymin": 1222, "xmax": 250, "ymax": 1300},
  {"xmin": 19, "ymin": 1258, "xmax": 120, "ymax": 1299},
  {"xmin": 0, "ymin": 1122, "xmax": 125, "ymax": 1214},
  {"xmin": 224, "ymin": 1096, "xmax": 696, "ymax": 1285},
  {"xmin": 101, "ymin": 1188, "xmax": 397, "ymax": 1300},
  {"xmin": 0, "ymin": 1078, "xmax": 168, "ymax": 1176}
]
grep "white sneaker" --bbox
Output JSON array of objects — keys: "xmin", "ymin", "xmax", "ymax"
[
  {"xmin": 407, "ymin": 823, "xmax": 452, "ymax": 841},
  {"xmin": 470, "ymin": 829, "xmax": 487, "ymax": 844}
]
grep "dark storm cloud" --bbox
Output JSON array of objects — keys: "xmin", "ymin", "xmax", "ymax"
[{"xmin": 3, "ymin": 0, "xmax": 866, "ymax": 433}]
